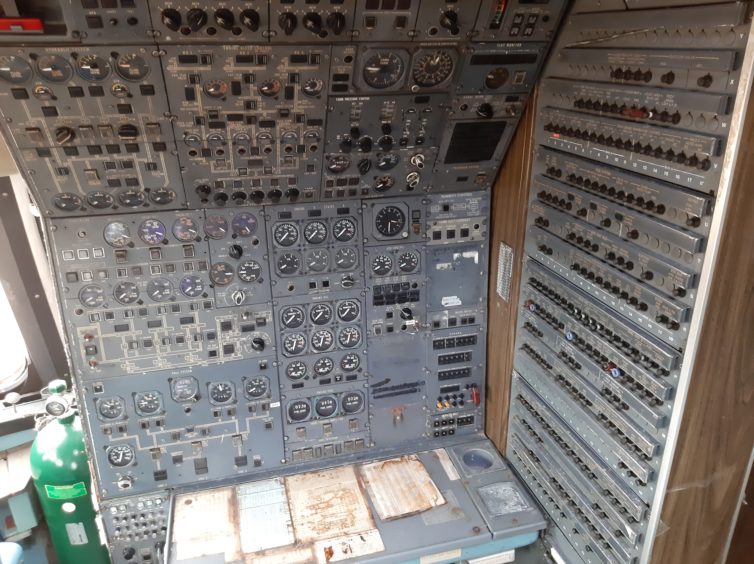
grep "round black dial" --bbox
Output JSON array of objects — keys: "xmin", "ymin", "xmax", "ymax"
[
  {"xmin": 362, "ymin": 51, "xmax": 406, "ymax": 89},
  {"xmin": 238, "ymin": 260, "xmax": 262, "ymax": 283},
  {"xmin": 53, "ymin": 193, "xmax": 82, "ymax": 211},
  {"xmin": 398, "ymin": 251, "xmax": 419, "ymax": 272},
  {"xmin": 310, "ymin": 303, "xmax": 333, "ymax": 325},
  {"xmin": 283, "ymin": 333, "xmax": 307, "ymax": 355},
  {"xmin": 311, "ymin": 329, "xmax": 335, "ymax": 352},
  {"xmin": 146, "ymin": 279, "xmax": 173, "ymax": 302},
  {"xmin": 106, "ymin": 445, "xmax": 135, "ymax": 467},
  {"xmin": 208, "ymin": 382, "xmax": 235, "ymax": 405},
  {"xmin": 314, "ymin": 357, "xmax": 334, "ymax": 376},
  {"xmin": 98, "ymin": 397, "xmax": 125, "ymax": 420},
  {"xmin": 36, "ymin": 55, "xmax": 73, "ymax": 83},
  {"xmin": 333, "ymin": 218, "xmax": 356, "ymax": 242},
  {"xmin": 204, "ymin": 215, "xmax": 229, "ymax": 239},
  {"xmin": 170, "ymin": 376, "xmax": 199, "ymax": 402},
  {"xmin": 341, "ymin": 353, "xmax": 361, "ymax": 372},
  {"xmin": 134, "ymin": 391, "xmax": 162, "ymax": 415},
  {"xmin": 412, "ymin": 50, "xmax": 454, "ymax": 87},
  {"xmin": 172, "ymin": 217, "xmax": 199, "ymax": 242},
  {"xmin": 273, "ymin": 223, "xmax": 299, "ymax": 246},
  {"xmin": 302, "ymin": 78, "xmax": 324, "ymax": 97},
  {"xmin": 286, "ymin": 361, "xmax": 307, "ymax": 380},
  {"xmin": 281, "ymin": 306, "xmax": 305, "ymax": 329},
  {"xmin": 337, "ymin": 300, "xmax": 360, "ymax": 322},
  {"xmin": 138, "ymin": 219, "xmax": 166, "ymax": 245},
  {"xmin": 210, "ymin": 262, "xmax": 235, "ymax": 286},
  {"xmin": 231, "ymin": 212, "xmax": 258, "ymax": 237},
  {"xmin": 113, "ymin": 282, "xmax": 139, "ymax": 305},
  {"xmin": 115, "ymin": 53, "xmax": 150, "ymax": 81},
  {"xmin": 304, "ymin": 221, "xmax": 327, "ymax": 244},
  {"xmin": 204, "ymin": 79, "xmax": 228, "ymax": 98},
  {"xmin": 0, "ymin": 56, "xmax": 32, "ymax": 84},
  {"xmin": 338, "ymin": 326, "xmax": 362, "ymax": 349},
  {"xmin": 77, "ymin": 54, "xmax": 110, "ymax": 81},
  {"xmin": 287, "ymin": 399, "xmax": 311, "ymax": 422},
  {"xmin": 277, "ymin": 252, "xmax": 301, "ymax": 275},
  {"xmin": 315, "ymin": 396, "xmax": 338, "ymax": 418},
  {"xmin": 485, "ymin": 67, "xmax": 510, "ymax": 90},
  {"xmin": 180, "ymin": 275, "xmax": 205, "ymax": 298},
  {"xmin": 79, "ymin": 285, "xmax": 105, "ymax": 308},
  {"xmin": 372, "ymin": 254, "xmax": 393, "ymax": 275},
  {"xmin": 244, "ymin": 376, "xmax": 269, "ymax": 399},
  {"xmin": 375, "ymin": 206, "xmax": 406, "ymax": 237},
  {"xmin": 334, "ymin": 247, "xmax": 358, "ymax": 270},
  {"xmin": 305, "ymin": 249, "xmax": 329, "ymax": 272},
  {"xmin": 341, "ymin": 391, "xmax": 365, "ymax": 414},
  {"xmin": 104, "ymin": 221, "xmax": 132, "ymax": 248}
]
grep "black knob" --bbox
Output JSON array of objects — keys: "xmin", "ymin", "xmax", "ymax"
[
  {"xmin": 214, "ymin": 8, "xmax": 234, "ymax": 30},
  {"xmin": 476, "ymin": 103, "xmax": 494, "ymax": 118},
  {"xmin": 378, "ymin": 135, "xmax": 393, "ymax": 150},
  {"xmin": 286, "ymin": 188, "xmax": 300, "ymax": 201},
  {"xmin": 279, "ymin": 12, "xmax": 297, "ymax": 35},
  {"xmin": 268, "ymin": 189, "xmax": 282, "ymax": 202},
  {"xmin": 381, "ymin": 123, "xmax": 392, "ymax": 135},
  {"xmin": 349, "ymin": 126, "xmax": 361, "ymax": 138},
  {"xmin": 186, "ymin": 8, "xmax": 207, "ymax": 32},
  {"xmin": 339, "ymin": 136, "xmax": 353, "ymax": 153},
  {"xmin": 400, "ymin": 307, "xmax": 413, "ymax": 320},
  {"xmin": 55, "ymin": 126, "xmax": 75, "ymax": 144},
  {"xmin": 303, "ymin": 12, "xmax": 323, "ymax": 36},
  {"xmin": 358, "ymin": 158, "xmax": 372, "ymax": 175},
  {"xmin": 229, "ymin": 244, "xmax": 243, "ymax": 260},
  {"xmin": 697, "ymin": 74, "xmax": 713, "ymax": 88},
  {"xmin": 240, "ymin": 9, "xmax": 260, "ymax": 31},
  {"xmin": 250, "ymin": 190, "xmax": 265, "ymax": 204},
  {"xmin": 251, "ymin": 337, "xmax": 265, "ymax": 351},
  {"xmin": 439, "ymin": 10, "xmax": 460, "ymax": 34},
  {"xmin": 327, "ymin": 11, "xmax": 347, "ymax": 35},
  {"xmin": 122, "ymin": 547, "xmax": 136, "ymax": 561},
  {"xmin": 359, "ymin": 136, "xmax": 373, "ymax": 152},
  {"xmin": 161, "ymin": 8, "xmax": 181, "ymax": 31},
  {"xmin": 195, "ymin": 184, "xmax": 211, "ymax": 198}
]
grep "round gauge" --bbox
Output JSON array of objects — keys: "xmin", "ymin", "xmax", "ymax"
[
  {"xmin": 106, "ymin": 445, "xmax": 135, "ymax": 467},
  {"xmin": 110, "ymin": 83, "xmax": 130, "ymax": 98},
  {"xmin": 277, "ymin": 252, "xmax": 301, "ymax": 275},
  {"xmin": 134, "ymin": 391, "xmax": 162, "ymax": 415},
  {"xmin": 36, "ymin": 55, "xmax": 73, "ymax": 83},
  {"xmin": 45, "ymin": 398, "xmax": 68, "ymax": 417},
  {"xmin": 76, "ymin": 54, "xmax": 110, "ymax": 81},
  {"xmin": 371, "ymin": 254, "xmax": 393, "ymax": 276},
  {"xmin": 338, "ymin": 326, "xmax": 362, "ymax": 349},
  {"xmin": 238, "ymin": 260, "xmax": 262, "ymax": 283},
  {"xmin": 87, "ymin": 191, "xmax": 114, "ymax": 209},
  {"xmin": 146, "ymin": 278, "xmax": 173, "ymax": 302},
  {"xmin": 362, "ymin": 51, "xmax": 406, "ymax": 89},
  {"xmin": 0, "ymin": 56, "xmax": 33, "ymax": 84},
  {"xmin": 283, "ymin": 333, "xmax": 307, "ymax": 356},
  {"xmin": 333, "ymin": 218, "xmax": 356, "ymax": 242},
  {"xmin": 341, "ymin": 391, "xmax": 365, "ymax": 414},
  {"xmin": 180, "ymin": 275, "xmax": 205, "ymax": 298},
  {"xmin": 244, "ymin": 376, "xmax": 269, "ymax": 399},
  {"xmin": 118, "ymin": 189, "xmax": 146, "ymax": 208},
  {"xmin": 377, "ymin": 153, "xmax": 400, "ymax": 171},
  {"xmin": 53, "ymin": 193, "xmax": 83, "ymax": 211},
  {"xmin": 113, "ymin": 282, "xmax": 139, "ymax": 305},
  {"xmin": 398, "ymin": 251, "xmax": 419, "ymax": 273},
  {"xmin": 337, "ymin": 300, "xmax": 360, "ymax": 322},
  {"xmin": 334, "ymin": 247, "xmax": 358, "ymax": 270},
  {"xmin": 327, "ymin": 154, "xmax": 351, "ymax": 174},
  {"xmin": 304, "ymin": 221, "xmax": 327, "ymax": 244},
  {"xmin": 315, "ymin": 396, "xmax": 338, "ymax": 418},
  {"xmin": 281, "ymin": 306, "xmax": 305, "ymax": 329},
  {"xmin": 172, "ymin": 217, "xmax": 200, "ymax": 242},
  {"xmin": 341, "ymin": 353, "xmax": 361, "ymax": 372},
  {"xmin": 204, "ymin": 215, "xmax": 229, "ymax": 239},
  {"xmin": 151, "ymin": 188, "xmax": 176, "ymax": 206},
  {"xmin": 311, "ymin": 329, "xmax": 335, "ymax": 352},
  {"xmin": 412, "ymin": 50, "xmax": 454, "ymax": 87},
  {"xmin": 208, "ymin": 382, "xmax": 235, "ymax": 405},
  {"xmin": 314, "ymin": 357, "xmax": 334, "ymax": 376},
  {"xmin": 302, "ymin": 78, "xmax": 324, "ymax": 97},
  {"xmin": 485, "ymin": 67, "xmax": 510, "ymax": 90},
  {"xmin": 374, "ymin": 175, "xmax": 395, "ymax": 192},
  {"xmin": 115, "ymin": 53, "xmax": 150, "ymax": 81},
  {"xmin": 306, "ymin": 249, "xmax": 329, "ymax": 272},
  {"xmin": 170, "ymin": 376, "xmax": 199, "ymax": 402},
  {"xmin": 32, "ymin": 84, "xmax": 54, "ymax": 100},
  {"xmin": 258, "ymin": 79, "xmax": 282, "ymax": 97},
  {"xmin": 310, "ymin": 303, "xmax": 333, "ymax": 325},
  {"xmin": 375, "ymin": 206, "xmax": 406, "ymax": 237},
  {"xmin": 138, "ymin": 219, "xmax": 167, "ymax": 245},
  {"xmin": 273, "ymin": 223, "xmax": 299, "ymax": 246},
  {"xmin": 103, "ymin": 221, "xmax": 132, "ymax": 248},
  {"xmin": 287, "ymin": 399, "xmax": 311, "ymax": 422},
  {"xmin": 210, "ymin": 262, "xmax": 235, "ymax": 286},
  {"xmin": 203, "ymin": 79, "xmax": 228, "ymax": 98},
  {"xmin": 79, "ymin": 285, "xmax": 105, "ymax": 308},
  {"xmin": 231, "ymin": 212, "xmax": 258, "ymax": 237},
  {"xmin": 286, "ymin": 361, "xmax": 307, "ymax": 380},
  {"xmin": 98, "ymin": 397, "xmax": 125, "ymax": 420}
]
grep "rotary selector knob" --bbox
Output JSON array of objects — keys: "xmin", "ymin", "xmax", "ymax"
[
  {"xmin": 214, "ymin": 8, "xmax": 234, "ymax": 30},
  {"xmin": 279, "ymin": 12, "xmax": 297, "ymax": 35},
  {"xmin": 303, "ymin": 13, "xmax": 323, "ymax": 36},
  {"xmin": 55, "ymin": 126, "xmax": 75, "ymax": 145},
  {"xmin": 231, "ymin": 290, "xmax": 246, "ymax": 306},
  {"xmin": 358, "ymin": 159, "xmax": 372, "ymax": 175},
  {"xmin": 439, "ymin": 10, "xmax": 460, "ymax": 34},
  {"xmin": 186, "ymin": 8, "xmax": 208, "ymax": 32},
  {"xmin": 339, "ymin": 136, "xmax": 353, "ymax": 153},
  {"xmin": 241, "ymin": 9, "xmax": 260, "ymax": 31},
  {"xmin": 229, "ymin": 244, "xmax": 243, "ymax": 260},
  {"xmin": 161, "ymin": 8, "xmax": 181, "ymax": 31},
  {"xmin": 359, "ymin": 136, "xmax": 373, "ymax": 152},
  {"xmin": 251, "ymin": 337, "xmax": 265, "ymax": 351},
  {"xmin": 286, "ymin": 188, "xmax": 300, "ymax": 201},
  {"xmin": 476, "ymin": 103, "xmax": 494, "ymax": 118},
  {"xmin": 327, "ymin": 12, "xmax": 347, "ymax": 35},
  {"xmin": 378, "ymin": 135, "xmax": 394, "ymax": 150}
]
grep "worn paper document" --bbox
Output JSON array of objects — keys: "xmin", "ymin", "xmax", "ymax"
[{"xmin": 173, "ymin": 486, "xmax": 241, "ymax": 562}]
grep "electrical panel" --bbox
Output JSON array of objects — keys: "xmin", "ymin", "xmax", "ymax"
[{"xmin": 506, "ymin": 2, "xmax": 753, "ymax": 563}]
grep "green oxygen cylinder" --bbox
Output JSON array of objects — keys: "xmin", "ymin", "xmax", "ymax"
[{"xmin": 30, "ymin": 379, "xmax": 110, "ymax": 564}]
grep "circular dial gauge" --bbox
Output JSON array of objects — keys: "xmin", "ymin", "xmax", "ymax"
[
  {"xmin": 338, "ymin": 326, "xmax": 362, "ymax": 349},
  {"xmin": 138, "ymin": 219, "xmax": 166, "ymax": 245},
  {"xmin": 314, "ymin": 357, "xmax": 334, "ymax": 376},
  {"xmin": 79, "ymin": 285, "xmax": 105, "ymax": 308},
  {"xmin": 315, "ymin": 396, "xmax": 338, "ymax": 418},
  {"xmin": 374, "ymin": 175, "xmax": 395, "ymax": 192},
  {"xmin": 288, "ymin": 399, "xmax": 311, "ymax": 422},
  {"xmin": 238, "ymin": 260, "xmax": 262, "ymax": 283},
  {"xmin": 0, "ymin": 56, "xmax": 33, "ymax": 83},
  {"xmin": 259, "ymin": 79, "xmax": 282, "ymax": 97},
  {"xmin": 310, "ymin": 303, "xmax": 333, "ymax": 325},
  {"xmin": 231, "ymin": 212, "xmax": 257, "ymax": 237},
  {"xmin": 115, "ymin": 53, "xmax": 150, "ymax": 81},
  {"xmin": 371, "ymin": 254, "xmax": 393, "ymax": 275},
  {"xmin": 98, "ymin": 397, "xmax": 125, "ymax": 420},
  {"xmin": 286, "ymin": 361, "xmax": 307, "ymax": 380},
  {"xmin": 412, "ymin": 50, "xmax": 454, "ymax": 87},
  {"xmin": 77, "ymin": 54, "xmax": 110, "ymax": 81},
  {"xmin": 398, "ymin": 251, "xmax": 419, "ymax": 272},
  {"xmin": 341, "ymin": 391, "xmax": 365, "ymax": 414},
  {"xmin": 36, "ymin": 55, "xmax": 73, "ymax": 82},
  {"xmin": 244, "ymin": 376, "xmax": 269, "ymax": 399},
  {"xmin": 208, "ymin": 382, "xmax": 235, "ymax": 405},
  {"xmin": 277, "ymin": 252, "xmax": 301, "ymax": 275},
  {"xmin": 171, "ymin": 376, "xmax": 199, "ymax": 402},
  {"xmin": 204, "ymin": 215, "xmax": 229, "ymax": 239},
  {"xmin": 281, "ymin": 306, "xmax": 305, "ymax": 329},
  {"xmin": 106, "ymin": 445, "xmax": 135, "ymax": 467},
  {"xmin": 341, "ymin": 353, "xmax": 361, "ymax": 372},
  {"xmin": 283, "ymin": 333, "xmax": 307, "ymax": 355},
  {"xmin": 210, "ymin": 262, "xmax": 235, "ymax": 286},
  {"xmin": 304, "ymin": 221, "xmax": 328, "ymax": 244},
  {"xmin": 485, "ymin": 67, "xmax": 510, "ymax": 90},
  {"xmin": 334, "ymin": 247, "xmax": 358, "ymax": 270},
  {"xmin": 311, "ymin": 329, "xmax": 335, "ymax": 352},
  {"xmin": 204, "ymin": 79, "xmax": 228, "ymax": 98},
  {"xmin": 110, "ymin": 83, "xmax": 130, "ymax": 98},
  {"xmin": 119, "ymin": 189, "xmax": 146, "ymax": 208},
  {"xmin": 180, "ymin": 275, "xmax": 205, "ymax": 298},
  {"xmin": 113, "ymin": 282, "xmax": 139, "ymax": 305},
  {"xmin": 302, "ymin": 78, "xmax": 324, "ymax": 97},
  {"xmin": 172, "ymin": 217, "xmax": 199, "ymax": 242},
  {"xmin": 87, "ymin": 191, "xmax": 113, "ymax": 209},
  {"xmin": 362, "ymin": 51, "xmax": 406, "ymax": 89},
  {"xmin": 146, "ymin": 278, "xmax": 173, "ymax": 302},
  {"xmin": 375, "ymin": 206, "xmax": 406, "ymax": 237},
  {"xmin": 377, "ymin": 153, "xmax": 400, "ymax": 171},
  {"xmin": 337, "ymin": 300, "xmax": 360, "ymax": 322},
  {"xmin": 333, "ymin": 218, "xmax": 356, "ymax": 242},
  {"xmin": 273, "ymin": 223, "xmax": 299, "ymax": 246},
  {"xmin": 327, "ymin": 154, "xmax": 350, "ymax": 174},
  {"xmin": 53, "ymin": 193, "xmax": 82, "ymax": 211},
  {"xmin": 134, "ymin": 391, "xmax": 162, "ymax": 415},
  {"xmin": 104, "ymin": 221, "xmax": 132, "ymax": 248},
  {"xmin": 306, "ymin": 249, "xmax": 329, "ymax": 272}
]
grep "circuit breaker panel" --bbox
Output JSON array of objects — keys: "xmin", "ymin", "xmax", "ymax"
[{"xmin": 506, "ymin": 2, "xmax": 753, "ymax": 563}]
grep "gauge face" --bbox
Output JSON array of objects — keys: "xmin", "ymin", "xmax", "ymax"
[
  {"xmin": 310, "ymin": 303, "xmax": 333, "ymax": 325},
  {"xmin": 341, "ymin": 353, "xmax": 361, "ymax": 372},
  {"xmin": 79, "ymin": 284, "xmax": 105, "ymax": 308},
  {"xmin": 337, "ymin": 300, "xmax": 360, "ymax": 322},
  {"xmin": 259, "ymin": 79, "xmax": 282, "ymax": 97},
  {"xmin": 273, "ymin": 223, "xmax": 299, "ymax": 246},
  {"xmin": 362, "ymin": 51, "xmax": 406, "ymax": 89},
  {"xmin": 485, "ymin": 67, "xmax": 510, "ymax": 90},
  {"xmin": 172, "ymin": 217, "xmax": 199, "ymax": 242},
  {"xmin": 203, "ymin": 78, "xmax": 229, "ymax": 98},
  {"xmin": 110, "ymin": 83, "xmax": 130, "ymax": 97},
  {"xmin": 118, "ymin": 189, "xmax": 146, "ymax": 208},
  {"xmin": 286, "ymin": 361, "xmax": 307, "ymax": 380},
  {"xmin": 412, "ymin": 50, "xmax": 454, "ymax": 87},
  {"xmin": 304, "ymin": 221, "xmax": 328, "ymax": 244},
  {"xmin": 134, "ymin": 391, "xmax": 162, "ymax": 415},
  {"xmin": 238, "ymin": 260, "xmax": 262, "ymax": 283},
  {"xmin": 208, "ymin": 382, "xmax": 235, "ymax": 405},
  {"xmin": 311, "ymin": 329, "xmax": 335, "ymax": 352},
  {"xmin": 180, "ymin": 275, "xmax": 205, "ymax": 298},
  {"xmin": 334, "ymin": 247, "xmax": 358, "ymax": 270},
  {"xmin": 146, "ymin": 278, "xmax": 173, "ymax": 302},
  {"xmin": 338, "ymin": 326, "xmax": 362, "ymax": 349},
  {"xmin": 288, "ymin": 399, "xmax": 311, "ymax": 422},
  {"xmin": 283, "ymin": 333, "xmax": 307, "ymax": 356},
  {"xmin": 106, "ymin": 445, "xmax": 135, "ymax": 467},
  {"xmin": 244, "ymin": 376, "xmax": 269, "ymax": 399},
  {"xmin": 87, "ymin": 191, "xmax": 114, "ymax": 209},
  {"xmin": 115, "ymin": 53, "xmax": 150, "ymax": 81},
  {"xmin": 333, "ymin": 218, "xmax": 356, "ymax": 242},
  {"xmin": 281, "ymin": 306, "xmax": 305, "ymax": 329},
  {"xmin": 36, "ymin": 55, "xmax": 73, "ymax": 82},
  {"xmin": 104, "ymin": 221, "xmax": 132, "ymax": 248},
  {"xmin": 210, "ymin": 262, "xmax": 235, "ymax": 286},
  {"xmin": 98, "ymin": 397, "xmax": 125, "ymax": 420},
  {"xmin": 375, "ymin": 206, "xmax": 406, "ymax": 237},
  {"xmin": 231, "ymin": 212, "xmax": 258, "ymax": 237},
  {"xmin": 306, "ymin": 249, "xmax": 329, "ymax": 272},
  {"xmin": 398, "ymin": 251, "xmax": 419, "ymax": 272},
  {"xmin": 113, "ymin": 282, "xmax": 139, "ymax": 305},
  {"xmin": 0, "ymin": 56, "xmax": 33, "ymax": 83},
  {"xmin": 77, "ymin": 54, "xmax": 110, "ymax": 81},
  {"xmin": 204, "ymin": 215, "xmax": 229, "ymax": 239},
  {"xmin": 314, "ymin": 357, "xmax": 334, "ymax": 376},
  {"xmin": 277, "ymin": 252, "xmax": 301, "ymax": 275},
  {"xmin": 315, "ymin": 396, "xmax": 338, "ymax": 418},
  {"xmin": 53, "ymin": 193, "xmax": 83, "ymax": 211},
  {"xmin": 341, "ymin": 391, "xmax": 365, "ymax": 414},
  {"xmin": 327, "ymin": 154, "xmax": 351, "ymax": 174},
  {"xmin": 371, "ymin": 254, "xmax": 393, "ymax": 275},
  {"xmin": 171, "ymin": 376, "xmax": 199, "ymax": 402},
  {"xmin": 374, "ymin": 175, "xmax": 395, "ymax": 192},
  {"xmin": 302, "ymin": 78, "xmax": 324, "ymax": 97},
  {"xmin": 377, "ymin": 153, "xmax": 400, "ymax": 171},
  {"xmin": 138, "ymin": 219, "xmax": 167, "ymax": 245}
]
